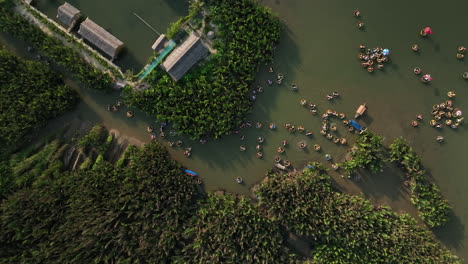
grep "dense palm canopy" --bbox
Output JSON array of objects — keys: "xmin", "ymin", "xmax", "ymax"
[
  {"xmin": 183, "ymin": 194, "xmax": 290, "ymax": 263},
  {"xmin": 125, "ymin": 0, "xmax": 282, "ymax": 139},
  {"xmin": 339, "ymin": 131, "xmax": 386, "ymax": 176},
  {"xmin": 256, "ymin": 168, "xmax": 460, "ymax": 264},
  {"xmin": 0, "ymin": 48, "xmax": 78, "ymax": 149},
  {"xmin": 0, "ymin": 0, "xmax": 113, "ymax": 90},
  {"xmin": 0, "ymin": 142, "xmax": 201, "ymax": 263},
  {"xmin": 1, "ymin": 138, "xmax": 292, "ymax": 263},
  {"xmin": 0, "ymin": 123, "xmax": 460, "ymax": 263}
]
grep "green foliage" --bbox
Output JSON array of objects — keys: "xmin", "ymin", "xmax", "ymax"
[
  {"xmin": 78, "ymin": 124, "xmax": 107, "ymax": 149},
  {"xmin": 0, "ymin": 159, "xmax": 12, "ymax": 199},
  {"xmin": 0, "ymin": 143, "xmax": 202, "ymax": 263},
  {"xmin": 99, "ymin": 134, "xmax": 114, "ymax": 155},
  {"xmin": 115, "ymin": 144, "xmax": 137, "ymax": 168},
  {"xmin": 0, "ymin": 3, "xmax": 113, "ymax": 90},
  {"xmin": 0, "ymin": 139, "xmax": 460, "ymax": 263},
  {"xmin": 410, "ymin": 180, "xmax": 451, "ymax": 228},
  {"xmin": 339, "ymin": 131, "xmax": 385, "ymax": 175},
  {"xmin": 256, "ymin": 168, "xmax": 334, "ymax": 236},
  {"xmin": 79, "ymin": 156, "xmax": 92, "ymax": 170},
  {"xmin": 0, "ymin": 173, "xmax": 69, "ymax": 263},
  {"xmin": 0, "ymin": 141, "xmax": 297, "ymax": 263},
  {"xmin": 389, "ymin": 137, "xmax": 451, "ymax": 228},
  {"xmin": 166, "ymin": 0, "xmax": 204, "ymax": 39},
  {"xmin": 0, "ymin": 48, "xmax": 78, "ymax": 149},
  {"xmin": 92, "ymin": 154, "xmax": 104, "ymax": 170},
  {"xmin": 10, "ymin": 140, "xmax": 62, "ymax": 191},
  {"xmin": 166, "ymin": 18, "xmax": 185, "ymax": 39},
  {"xmin": 389, "ymin": 137, "xmax": 422, "ymax": 173},
  {"xmin": 306, "ymin": 161, "xmax": 328, "ymax": 174},
  {"xmin": 183, "ymin": 193, "xmax": 290, "ymax": 263},
  {"xmin": 125, "ymin": 0, "xmax": 282, "ymax": 139},
  {"xmin": 256, "ymin": 168, "xmax": 460, "ymax": 264}
]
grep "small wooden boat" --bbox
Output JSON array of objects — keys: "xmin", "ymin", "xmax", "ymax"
[
  {"xmin": 275, "ymin": 163, "xmax": 287, "ymax": 170},
  {"xmin": 355, "ymin": 103, "xmax": 367, "ymax": 118},
  {"xmin": 184, "ymin": 169, "xmax": 198, "ymax": 176}
]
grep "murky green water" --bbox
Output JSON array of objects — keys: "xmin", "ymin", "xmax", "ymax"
[
  {"xmin": 3, "ymin": 0, "xmax": 468, "ymax": 260},
  {"xmin": 256, "ymin": 0, "xmax": 468, "ymax": 258}
]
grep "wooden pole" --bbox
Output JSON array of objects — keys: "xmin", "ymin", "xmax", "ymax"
[{"xmin": 133, "ymin": 13, "xmax": 160, "ymax": 36}]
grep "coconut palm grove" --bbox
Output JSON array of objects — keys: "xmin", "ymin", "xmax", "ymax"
[{"xmin": 0, "ymin": 0, "xmax": 465, "ymax": 263}]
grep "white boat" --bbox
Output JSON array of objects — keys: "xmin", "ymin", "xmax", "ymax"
[
  {"xmin": 355, "ymin": 103, "xmax": 367, "ymax": 118},
  {"xmin": 275, "ymin": 163, "xmax": 287, "ymax": 170}
]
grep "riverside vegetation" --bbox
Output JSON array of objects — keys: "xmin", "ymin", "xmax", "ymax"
[
  {"xmin": 0, "ymin": 47, "xmax": 78, "ymax": 151},
  {"xmin": 339, "ymin": 132, "xmax": 451, "ymax": 228},
  {"xmin": 0, "ymin": 126, "xmax": 294, "ymax": 263},
  {"xmin": 256, "ymin": 167, "xmax": 460, "ymax": 264},
  {"xmin": 0, "ymin": 0, "xmax": 113, "ymax": 90},
  {"xmin": 389, "ymin": 137, "xmax": 451, "ymax": 228},
  {"xmin": 0, "ymin": 126, "xmax": 460, "ymax": 263},
  {"xmin": 0, "ymin": 0, "xmax": 459, "ymax": 261},
  {"xmin": 125, "ymin": 0, "xmax": 282, "ymax": 139}
]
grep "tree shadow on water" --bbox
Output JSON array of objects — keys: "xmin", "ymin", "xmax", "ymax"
[
  {"xmin": 163, "ymin": 0, "xmax": 189, "ymax": 16},
  {"xmin": 433, "ymin": 211, "xmax": 465, "ymax": 251},
  {"xmin": 351, "ymin": 164, "xmax": 411, "ymax": 204}
]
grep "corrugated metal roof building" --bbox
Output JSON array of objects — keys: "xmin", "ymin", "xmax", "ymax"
[
  {"xmin": 57, "ymin": 2, "xmax": 81, "ymax": 31},
  {"xmin": 78, "ymin": 18, "xmax": 124, "ymax": 59},
  {"xmin": 162, "ymin": 32, "xmax": 209, "ymax": 81}
]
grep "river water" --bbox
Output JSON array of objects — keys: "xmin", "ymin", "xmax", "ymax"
[{"xmin": 5, "ymin": 0, "xmax": 468, "ymax": 260}]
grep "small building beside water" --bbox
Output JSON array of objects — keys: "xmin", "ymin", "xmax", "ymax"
[
  {"xmin": 161, "ymin": 32, "xmax": 209, "ymax": 82},
  {"xmin": 56, "ymin": 2, "xmax": 81, "ymax": 32},
  {"xmin": 78, "ymin": 18, "xmax": 124, "ymax": 60},
  {"xmin": 151, "ymin": 34, "xmax": 168, "ymax": 53}
]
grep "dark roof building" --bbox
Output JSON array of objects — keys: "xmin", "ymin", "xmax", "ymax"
[
  {"xmin": 162, "ymin": 32, "xmax": 209, "ymax": 81},
  {"xmin": 57, "ymin": 2, "xmax": 81, "ymax": 31},
  {"xmin": 151, "ymin": 34, "xmax": 168, "ymax": 53},
  {"xmin": 78, "ymin": 18, "xmax": 124, "ymax": 59}
]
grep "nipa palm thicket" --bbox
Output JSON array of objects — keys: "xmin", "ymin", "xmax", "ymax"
[{"xmin": 125, "ymin": 0, "xmax": 282, "ymax": 139}]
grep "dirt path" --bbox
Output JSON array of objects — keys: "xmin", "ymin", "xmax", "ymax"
[{"xmin": 14, "ymin": 3, "xmax": 123, "ymax": 77}]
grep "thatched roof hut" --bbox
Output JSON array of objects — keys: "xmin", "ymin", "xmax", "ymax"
[
  {"xmin": 162, "ymin": 32, "xmax": 209, "ymax": 81},
  {"xmin": 151, "ymin": 34, "xmax": 168, "ymax": 53},
  {"xmin": 57, "ymin": 2, "xmax": 81, "ymax": 31},
  {"xmin": 78, "ymin": 18, "xmax": 124, "ymax": 58}
]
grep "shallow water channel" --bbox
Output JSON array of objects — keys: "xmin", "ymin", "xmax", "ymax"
[{"xmin": 3, "ymin": 0, "xmax": 468, "ymax": 260}]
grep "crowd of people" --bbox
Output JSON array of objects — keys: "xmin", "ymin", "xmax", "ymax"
[{"xmin": 358, "ymin": 45, "xmax": 390, "ymax": 73}]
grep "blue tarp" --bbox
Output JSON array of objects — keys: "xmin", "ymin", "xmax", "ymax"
[{"xmin": 349, "ymin": 119, "xmax": 363, "ymax": 131}]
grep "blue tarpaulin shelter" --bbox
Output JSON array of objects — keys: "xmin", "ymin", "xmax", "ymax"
[{"xmin": 349, "ymin": 120, "xmax": 363, "ymax": 131}]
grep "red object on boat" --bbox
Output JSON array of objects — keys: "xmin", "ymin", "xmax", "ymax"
[
  {"xmin": 423, "ymin": 74, "xmax": 433, "ymax": 81},
  {"xmin": 423, "ymin": 27, "xmax": 433, "ymax": 35}
]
